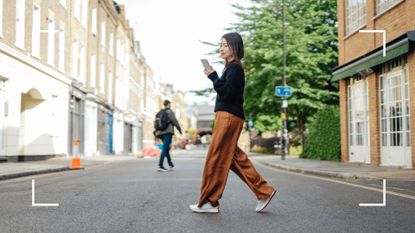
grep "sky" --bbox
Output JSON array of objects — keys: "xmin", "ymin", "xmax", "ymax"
[{"xmin": 116, "ymin": 0, "xmax": 249, "ymax": 105}]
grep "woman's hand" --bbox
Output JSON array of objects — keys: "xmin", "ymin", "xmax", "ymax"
[{"xmin": 203, "ymin": 65, "xmax": 215, "ymax": 76}]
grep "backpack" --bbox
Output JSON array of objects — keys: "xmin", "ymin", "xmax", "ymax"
[{"xmin": 154, "ymin": 109, "xmax": 170, "ymax": 131}]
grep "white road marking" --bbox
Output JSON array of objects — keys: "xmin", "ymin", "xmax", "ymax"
[
  {"xmin": 254, "ymin": 161, "xmax": 415, "ymax": 202},
  {"xmin": 32, "ymin": 179, "xmax": 59, "ymax": 207}
]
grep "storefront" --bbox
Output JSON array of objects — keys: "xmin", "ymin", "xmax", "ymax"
[
  {"xmin": 97, "ymin": 105, "xmax": 113, "ymax": 155},
  {"xmin": 84, "ymin": 97, "xmax": 98, "ymax": 157},
  {"xmin": 333, "ymin": 31, "xmax": 415, "ymax": 168},
  {"xmin": 69, "ymin": 85, "xmax": 86, "ymax": 157}
]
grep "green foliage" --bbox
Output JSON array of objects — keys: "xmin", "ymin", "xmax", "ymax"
[
  {"xmin": 230, "ymin": 0, "xmax": 339, "ymax": 138},
  {"xmin": 301, "ymin": 106, "xmax": 340, "ymax": 161},
  {"xmin": 253, "ymin": 115, "xmax": 282, "ymax": 134},
  {"xmin": 192, "ymin": 0, "xmax": 340, "ymax": 143},
  {"xmin": 189, "ymin": 88, "xmax": 214, "ymax": 97}
]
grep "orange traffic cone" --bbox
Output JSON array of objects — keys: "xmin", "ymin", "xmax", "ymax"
[
  {"xmin": 70, "ymin": 157, "xmax": 83, "ymax": 169},
  {"xmin": 70, "ymin": 137, "xmax": 83, "ymax": 170}
]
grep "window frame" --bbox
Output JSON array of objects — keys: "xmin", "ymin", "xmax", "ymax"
[
  {"xmin": 345, "ymin": 0, "xmax": 367, "ymax": 37},
  {"xmin": 31, "ymin": 4, "xmax": 41, "ymax": 58},
  {"xmin": 379, "ymin": 68, "xmax": 411, "ymax": 147},
  {"xmin": 375, "ymin": 0, "xmax": 404, "ymax": 18},
  {"xmin": 15, "ymin": 0, "xmax": 26, "ymax": 49},
  {"xmin": 47, "ymin": 16, "xmax": 55, "ymax": 66}
]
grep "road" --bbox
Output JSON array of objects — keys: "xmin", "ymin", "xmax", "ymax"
[{"xmin": 1, "ymin": 148, "xmax": 414, "ymax": 233}]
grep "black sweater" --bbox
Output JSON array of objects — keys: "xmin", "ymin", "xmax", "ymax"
[{"xmin": 208, "ymin": 63, "xmax": 245, "ymax": 119}]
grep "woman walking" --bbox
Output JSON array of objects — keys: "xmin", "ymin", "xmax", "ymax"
[{"xmin": 189, "ymin": 32, "xmax": 276, "ymax": 213}]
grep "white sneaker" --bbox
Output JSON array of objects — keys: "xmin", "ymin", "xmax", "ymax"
[
  {"xmin": 256, "ymin": 190, "xmax": 277, "ymax": 212},
  {"xmin": 158, "ymin": 167, "xmax": 168, "ymax": 172},
  {"xmin": 189, "ymin": 202, "xmax": 219, "ymax": 213}
]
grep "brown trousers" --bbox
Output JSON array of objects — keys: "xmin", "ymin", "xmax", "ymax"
[{"xmin": 198, "ymin": 111, "xmax": 276, "ymax": 207}]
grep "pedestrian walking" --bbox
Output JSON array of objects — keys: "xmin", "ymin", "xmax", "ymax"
[
  {"xmin": 189, "ymin": 32, "xmax": 276, "ymax": 213},
  {"xmin": 154, "ymin": 100, "xmax": 182, "ymax": 172}
]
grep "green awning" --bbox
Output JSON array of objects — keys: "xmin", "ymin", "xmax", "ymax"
[{"xmin": 332, "ymin": 38, "xmax": 410, "ymax": 81}]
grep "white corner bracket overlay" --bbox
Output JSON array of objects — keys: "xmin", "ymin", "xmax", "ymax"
[
  {"xmin": 32, "ymin": 179, "xmax": 59, "ymax": 207},
  {"xmin": 359, "ymin": 30, "xmax": 386, "ymax": 57},
  {"xmin": 359, "ymin": 179, "xmax": 386, "ymax": 207}
]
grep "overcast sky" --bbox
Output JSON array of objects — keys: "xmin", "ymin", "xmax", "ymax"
[{"xmin": 117, "ymin": 0, "xmax": 249, "ymax": 105}]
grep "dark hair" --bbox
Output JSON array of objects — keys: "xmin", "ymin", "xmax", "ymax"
[
  {"xmin": 163, "ymin": 99, "xmax": 171, "ymax": 106},
  {"xmin": 222, "ymin": 32, "xmax": 244, "ymax": 67}
]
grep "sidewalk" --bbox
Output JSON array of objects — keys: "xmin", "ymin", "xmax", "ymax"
[
  {"xmin": 250, "ymin": 153, "xmax": 415, "ymax": 181},
  {"xmin": 0, "ymin": 155, "xmax": 136, "ymax": 181},
  {"xmin": 1, "ymin": 152, "xmax": 415, "ymax": 182}
]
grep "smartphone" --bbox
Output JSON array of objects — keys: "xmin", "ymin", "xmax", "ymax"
[{"xmin": 201, "ymin": 59, "xmax": 210, "ymax": 67}]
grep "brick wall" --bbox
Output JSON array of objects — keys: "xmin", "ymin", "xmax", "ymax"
[
  {"xmin": 339, "ymin": 79, "xmax": 349, "ymax": 162},
  {"xmin": 367, "ymin": 72, "xmax": 380, "ymax": 165},
  {"xmin": 337, "ymin": 0, "xmax": 415, "ymax": 168},
  {"xmin": 339, "ymin": 0, "xmax": 415, "ymax": 65}
]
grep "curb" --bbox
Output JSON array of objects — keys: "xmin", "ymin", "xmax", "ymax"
[
  {"xmin": 258, "ymin": 161, "xmax": 380, "ymax": 180},
  {"xmin": 0, "ymin": 167, "xmax": 71, "ymax": 181}
]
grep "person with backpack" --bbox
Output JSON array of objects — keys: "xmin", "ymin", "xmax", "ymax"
[{"xmin": 154, "ymin": 99, "xmax": 182, "ymax": 172}]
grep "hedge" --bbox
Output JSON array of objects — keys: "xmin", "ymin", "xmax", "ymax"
[{"xmin": 301, "ymin": 106, "xmax": 340, "ymax": 161}]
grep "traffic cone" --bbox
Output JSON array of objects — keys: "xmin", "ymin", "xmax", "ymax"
[
  {"xmin": 70, "ymin": 137, "xmax": 83, "ymax": 170},
  {"xmin": 70, "ymin": 157, "xmax": 83, "ymax": 170}
]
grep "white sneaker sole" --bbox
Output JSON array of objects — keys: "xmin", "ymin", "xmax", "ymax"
[
  {"xmin": 256, "ymin": 190, "xmax": 277, "ymax": 212},
  {"xmin": 189, "ymin": 205, "xmax": 219, "ymax": 213}
]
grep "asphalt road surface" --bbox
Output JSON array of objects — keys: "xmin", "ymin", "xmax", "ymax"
[{"xmin": 1, "ymin": 148, "xmax": 414, "ymax": 233}]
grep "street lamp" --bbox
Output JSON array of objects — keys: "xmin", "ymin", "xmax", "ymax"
[{"xmin": 281, "ymin": 0, "xmax": 288, "ymax": 160}]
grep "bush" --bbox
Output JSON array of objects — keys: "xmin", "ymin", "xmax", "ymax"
[{"xmin": 301, "ymin": 106, "xmax": 340, "ymax": 161}]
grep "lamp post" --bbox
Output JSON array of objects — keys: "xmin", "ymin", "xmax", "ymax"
[{"xmin": 281, "ymin": 0, "xmax": 288, "ymax": 160}]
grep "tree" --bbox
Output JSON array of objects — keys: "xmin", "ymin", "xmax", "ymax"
[
  {"xmin": 230, "ymin": 0, "xmax": 339, "ymax": 144},
  {"xmin": 192, "ymin": 0, "xmax": 339, "ymax": 145}
]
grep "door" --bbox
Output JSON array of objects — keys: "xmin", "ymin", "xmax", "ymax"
[
  {"xmin": 348, "ymin": 79, "xmax": 370, "ymax": 163},
  {"xmin": 123, "ymin": 122, "xmax": 132, "ymax": 155},
  {"xmin": 69, "ymin": 96, "xmax": 84, "ymax": 156},
  {"xmin": 379, "ymin": 69, "xmax": 411, "ymax": 167}
]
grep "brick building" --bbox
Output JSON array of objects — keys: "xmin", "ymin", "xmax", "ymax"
[{"xmin": 333, "ymin": 0, "xmax": 415, "ymax": 168}]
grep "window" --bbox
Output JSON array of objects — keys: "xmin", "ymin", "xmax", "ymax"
[
  {"xmin": 116, "ymin": 39, "xmax": 121, "ymax": 60},
  {"xmin": 60, "ymin": 0, "xmax": 66, "ymax": 8},
  {"xmin": 376, "ymin": 0, "xmax": 402, "ymax": 15},
  {"xmin": 72, "ymin": 40, "xmax": 79, "ymax": 79},
  {"xmin": 15, "ymin": 0, "xmax": 26, "ymax": 49},
  {"xmin": 380, "ymin": 71, "xmax": 410, "ymax": 147},
  {"xmin": 100, "ymin": 64, "xmax": 105, "ymax": 94},
  {"xmin": 108, "ymin": 71, "xmax": 113, "ymax": 103},
  {"xmin": 47, "ymin": 16, "xmax": 55, "ymax": 66},
  {"xmin": 345, "ymin": 0, "xmax": 366, "ymax": 35},
  {"xmin": 0, "ymin": 0, "xmax": 3, "ymax": 36},
  {"xmin": 90, "ymin": 55, "xmax": 96, "ymax": 87},
  {"xmin": 32, "ymin": 4, "xmax": 40, "ymax": 57},
  {"xmin": 101, "ymin": 21, "xmax": 106, "ymax": 48},
  {"xmin": 58, "ymin": 24, "xmax": 65, "ymax": 71},
  {"xmin": 80, "ymin": 46, "xmax": 86, "ymax": 84},
  {"xmin": 109, "ymin": 32, "xmax": 113, "ymax": 56},
  {"xmin": 348, "ymin": 79, "xmax": 369, "ymax": 147},
  {"xmin": 73, "ymin": 0, "xmax": 80, "ymax": 21},
  {"xmin": 81, "ymin": 0, "xmax": 88, "ymax": 28},
  {"xmin": 91, "ymin": 8, "xmax": 97, "ymax": 35}
]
